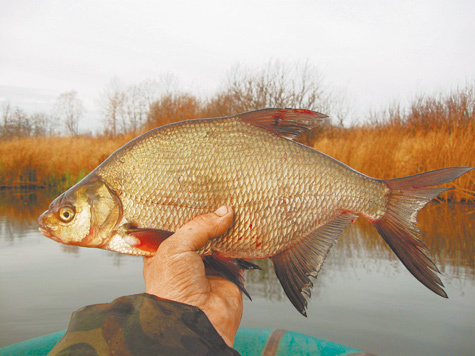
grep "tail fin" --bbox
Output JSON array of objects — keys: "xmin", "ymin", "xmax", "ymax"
[{"xmin": 374, "ymin": 167, "xmax": 473, "ymax": 298}]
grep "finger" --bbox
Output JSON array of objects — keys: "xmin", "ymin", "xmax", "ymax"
[{"xmin": 160, "ymin": 205, "xmax": 233, "ymax": 255}]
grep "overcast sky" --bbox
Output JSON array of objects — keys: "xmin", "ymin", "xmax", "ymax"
[{"xmin": 1, "ymin": 0, "xmax": 474, "ymax": 132}]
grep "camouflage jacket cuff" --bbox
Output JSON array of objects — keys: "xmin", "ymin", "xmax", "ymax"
[{"xmin": 48, "ymin": 293, "xmax": 240, "ymax": 355}]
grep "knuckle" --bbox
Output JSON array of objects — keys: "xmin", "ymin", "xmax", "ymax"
[
  {"xmin": 183, "ymin": 214, "xmax": 217, "ymax": 237},
  {"xmin": 193, "ymin": 214, "xmax": 215, "ymax": 227}
]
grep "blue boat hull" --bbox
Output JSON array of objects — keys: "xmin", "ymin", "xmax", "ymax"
[{"xmin": 0, "ymin": 328, "xmax": 366, "ymax": 356}]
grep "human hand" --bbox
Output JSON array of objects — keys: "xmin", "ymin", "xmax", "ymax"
[{"xmin": 142, "ymin": 206, "xmax": 242, "ymax": 347}]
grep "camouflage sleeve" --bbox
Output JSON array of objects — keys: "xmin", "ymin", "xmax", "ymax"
[{"xmin": 47, "ymin": 293, "xmax": 240, "ymax": 356}]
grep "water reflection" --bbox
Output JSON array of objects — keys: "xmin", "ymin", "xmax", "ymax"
[
  {"xmin": 0, "ymin": 188, "xmax": 52, "ymax": 244},
  {"xmin": 0, "ymin": 188, "xmax": 57, "ymax": 222}
]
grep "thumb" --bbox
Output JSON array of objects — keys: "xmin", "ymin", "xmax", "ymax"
[{"xmin": 159, "ymin": 206, "xmax": 234, "ymax": 255}]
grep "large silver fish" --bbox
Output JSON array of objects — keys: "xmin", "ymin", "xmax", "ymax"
[{"xmin": 38, "ymin": 109, "xmax": 473, "ymax": 315}]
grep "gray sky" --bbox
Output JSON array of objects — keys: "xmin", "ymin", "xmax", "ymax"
[{"xmin": 1, "ymin": 0, "xmax": 474, "ymax": 132}]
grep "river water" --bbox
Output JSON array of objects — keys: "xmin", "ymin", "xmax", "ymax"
[{"xmin": 0, "ymin": 188, "xmax": 474, "ymax": 355}]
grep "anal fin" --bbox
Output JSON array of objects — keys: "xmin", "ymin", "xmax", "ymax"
[{"xmin": 272, "ymin": 213, "xmax": 357, "ymax": 316}]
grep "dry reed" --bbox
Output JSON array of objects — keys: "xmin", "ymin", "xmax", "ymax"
[
  {"xmin": 313, "ymin": 121, "xmax": 474, "ymax": 203},
  {"xmin": 0, "ymin": 135, "xmax": 130, "ymax": 189}
]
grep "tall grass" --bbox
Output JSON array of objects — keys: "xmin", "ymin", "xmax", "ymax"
[
  {"xmin": 0, "ymin": 136, "xmax": 130, "ymax": 190},
  {"xmin": 313, "ymin": 88, "xmax": 475, "ymax": 203}
]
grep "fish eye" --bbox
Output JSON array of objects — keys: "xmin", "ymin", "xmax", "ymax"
[{"xmin": 58, "ymin": 206, "xmax": 75, "ymax": 223}]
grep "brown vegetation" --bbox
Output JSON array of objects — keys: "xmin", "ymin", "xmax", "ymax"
[
  {"xmin": 146, "ymin": 93, "xmax": 202, "ymax": 129},
  {"xmin": 0, "ymin": 135, "xmax": 130, "ymax": 190},
  {"xmin": 312, "ymin": 88, "xmax": 474, "ymax": 203}
]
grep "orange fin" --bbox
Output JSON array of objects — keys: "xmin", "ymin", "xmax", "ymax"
[
  {"xmin": 272, "ymin": 213, "xmax": 357, "ymax": 316},
  {"xmin": 237, "ymin": 108, "xmax": 327, "ymax": 140},
  {"xmin": 375, "ymin": 166, "xmax": 474, "ymax": 298},
  {"xmin": 125, "ymin": 228, "xmax": 174, "ymax": 253},
  {"xmin": 203, "ymin": 255, "xmax": 260, "ymax": 300}
]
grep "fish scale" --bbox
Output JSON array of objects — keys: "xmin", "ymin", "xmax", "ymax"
[
  {"xmin": 96, "ymin": 115, "xmax": 378, "ymax": 259},
  {"xmin": 38, "ymin": 108, "xmax": 474, "ymax": 315}
]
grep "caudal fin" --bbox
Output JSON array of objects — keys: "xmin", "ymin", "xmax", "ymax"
[{"xmin": 374, "ymin": 167, "xmax": 474, "ymax": 298}]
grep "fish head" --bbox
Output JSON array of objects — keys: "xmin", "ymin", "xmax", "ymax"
[{"xmin": 38, "ymin": 176, "xmax": 122, "ymax": 248}]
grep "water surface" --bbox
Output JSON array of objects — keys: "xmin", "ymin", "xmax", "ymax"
[{"xmin": 0, "ymin": 189, "xmax": 474, "ymax": 355}]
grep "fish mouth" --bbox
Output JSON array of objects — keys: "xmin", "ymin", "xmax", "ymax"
[
  {"xmin": 38, "ymin": 227, "xmax": 63, "ymax": 244},
  {"xmin": 38, "ymin": 226, "xmax": 52, "ymax": 237},
  {"xmin": 38, "ymin": 211, "xmax": 63, "ymax": 243}
]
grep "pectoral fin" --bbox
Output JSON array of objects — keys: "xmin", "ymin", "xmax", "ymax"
[
  {"xmin": 272, "ymin": 213, "xmax": 357, "ymax": 316},
  {"xmin": 125, "ymin": 228, "xmax": 174, "ymax": 253}
]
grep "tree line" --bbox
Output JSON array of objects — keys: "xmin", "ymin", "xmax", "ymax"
[
  {"xmin": 103, "ymin": 62, "xmax": 346, "ymax": 137},
  {"xmin": 3, "ymin": 60, "xmax": 473, "ymax": 142},
  {"xmin": 1, "ymin": 62, "xmax": 346, "ymax": 140},
  {"xmin": 119, "ymin": 62, "xmax": 346, "ymax": 135},
  {"xmin": 1, "ymin": 90, "xmax": 84, "ymax": 139}
]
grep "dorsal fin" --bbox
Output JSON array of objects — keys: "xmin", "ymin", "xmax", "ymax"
[{"xmin": 237, "ymin": 108, "xmax": 327, "ymax": 140}]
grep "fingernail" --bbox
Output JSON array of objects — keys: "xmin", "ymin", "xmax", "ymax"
[{"xmin": 214, "ymin": 205, "xmax": 228, "ymax": 217}]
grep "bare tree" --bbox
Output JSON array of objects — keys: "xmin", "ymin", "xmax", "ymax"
[
  {"xmin": 202, "ymin": 60, "xmax": 349, "ymax": 127},
  {"xmin": 204, "ymin": 61, "xmax": 328, "ymax": 114},
  {"xmin": 53, "ymin": 90, "xmax": 84, "ymax": 136},
  {"xmin": 7, "ymin": 107, "xmax": 31, "ymax": 138},
  {"xmin": 1, "ymin": 103, "xmax": 50, "ymax": 139},
  {"xmin": 124, "ymin": 85, "xmax": 144, "ymax": 133},
  {"xmin": 100, "ymin": 77, "xmax": 167, "ymax": 136},
  {"xmin": 1, "ymin": 102, "xmax": 12, "ymax": 138},
  {"xmin": 100, "ymin": 78, "xmax": 132, "ymax": 136},
  {"xmin": 0, "ymin": 104, "xmax": 28, "ymax": 138},
  {"xmin": 30, "ymin": 112, "xmax": 53, "ymax": 136},
  {"xmin": 124, "ymin": 80, "xmax": 162, "ymax": 133}
]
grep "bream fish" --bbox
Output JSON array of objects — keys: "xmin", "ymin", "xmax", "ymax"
[{"xmin": 38, "ymin": 109, "xmax": 473, "ymax": 315}]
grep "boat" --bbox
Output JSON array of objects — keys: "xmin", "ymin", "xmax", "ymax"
[{"xmin": 0, "ymin": 328, "xmax": 371, "ymax": 355}]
